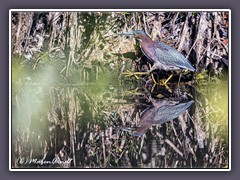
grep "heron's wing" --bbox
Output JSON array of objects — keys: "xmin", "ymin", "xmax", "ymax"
[
  {"xmin": 154, "ymin": 42, "xmax": 195, "ymax": 71},
  {"xmin": 153, "ymin": 100, "xmax": 194, "ymax": 124}
]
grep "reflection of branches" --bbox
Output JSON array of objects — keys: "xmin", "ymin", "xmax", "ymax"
[{"xmin": 156, "ymin": 132, "xmax": 183, "ymax": 157}]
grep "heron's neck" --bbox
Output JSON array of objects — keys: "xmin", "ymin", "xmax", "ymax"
[
  {"xmin": 135, "ymin": 123, "xmax": 152, "ymax": 135},
  {"xmin": 138, "ymin": 36, "xmax": 153, "ymax": 44}
]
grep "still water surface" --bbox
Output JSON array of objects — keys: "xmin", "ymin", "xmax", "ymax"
[{"xmin": 12, "ymin": 64, "xmax": 228, "ymax": 168}]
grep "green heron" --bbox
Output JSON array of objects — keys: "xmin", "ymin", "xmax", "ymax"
[
  {"xmin": 120, "ymin": 30, "xmax": 195, "ymax": 84},
  {"xmin": 129, "ymin": 98, "xmax": 194, "ymax": 136}
]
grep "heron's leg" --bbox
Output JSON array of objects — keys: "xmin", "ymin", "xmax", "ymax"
[
  {"xmin": 150, "ymin": 83, "xmax": 156, "ymax": 93},
  {"xmin": 144, "ymin": 79, "xmax": 157, "ymax": 93},
  {"xmin": 177, "ymin": 71, "xmax": 183, "ymax": 87},
  {"xmin": 122, "ymin": 63, "xmax": 158, "ymax": 84},
  {"xmin": 148, "ymin": 64, "xmax": 158, "ymax": 84},
  {"xmin": 122, "ymin": 70, "xmax": 150, "ymax": 76},
  {"xmin": 122, "ymin": 70, "xmax": 150, "ymax": 79},
  {"xmin": 150, "ymin": 72, "xmax": 157, "ymax": 84},
  {"xmin": 164, "ymin": 83, "xmax": 172, "ymax": 93},
  {"xmin": 149, "ymin": 64, "xmax": 158, "ymax": 73},
  {"xmin": 182, "ymin": 69, "xmax": 189, "ymax": 75},
  {"xmin": 177, "ymin": 70, "xmax": 183, "ymax": 96},
  {"xmin": 144, "ymin": 78, "xmax": 152, "ymax": 89},
  {"xmin": 124, "ymin": 87, "xmax": 142, "ymax": 96},
  {"xmin": 163, "ymin": 72, "xmax": 173, "ymax": 85}
]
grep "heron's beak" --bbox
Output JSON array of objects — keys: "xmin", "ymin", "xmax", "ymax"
[
  {"xmin": 121, "ymin": 127, "xmax": 144, "ymax": 137},
  {"xmin": 130, "ymin": 132, "xmax": 144, "ymax": 137},
  {"xmin": 104, "ymin": 31, "xmax": 135, "ymax": 38},
  {"xmin": 117, "ymin": 32, "xmax": 135, "ymax": 36},
  {"xmin": 121, "ymin": 127, "xmax": 136, "ymax": 132}
]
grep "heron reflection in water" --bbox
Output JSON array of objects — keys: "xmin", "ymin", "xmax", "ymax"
[{"xmin": 123, "ymin": 97, "xmax": 194, "ymax": 136}]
